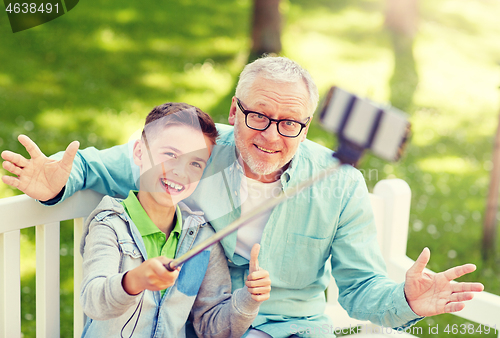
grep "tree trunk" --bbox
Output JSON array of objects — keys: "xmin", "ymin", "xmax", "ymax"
[
  {"xmin": 483, "ymin": 107, "xmax": 500, "ymax": 261},
  {"xmin": 249, "ymin": 0, "xmax": 282, "ymax": 62},
  {"xmin": 385, "ymin": 0, "xmax": 418, "ymax": 38},
  {"xmin": 385, "ymin": 0, "xmax": 419, "ymax": 111}
]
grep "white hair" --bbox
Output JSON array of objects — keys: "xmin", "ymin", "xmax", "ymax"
[{"xmin": 235, "ymin": 56, "xmax": 319, "ymax": 115}]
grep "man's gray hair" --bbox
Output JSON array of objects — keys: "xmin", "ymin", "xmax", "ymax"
[{"xmin": 235, "ymin": 56, "xmax": 319, "ymax": 115}]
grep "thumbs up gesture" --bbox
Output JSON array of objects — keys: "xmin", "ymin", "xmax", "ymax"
[{"xmin": 245, "ymin": 244, "xmax": 271, "ymax": 302}]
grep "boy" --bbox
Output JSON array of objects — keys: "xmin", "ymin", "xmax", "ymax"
[{"xmin": 80, "ymin": 102, "xmax": 271, "ymax": 337}]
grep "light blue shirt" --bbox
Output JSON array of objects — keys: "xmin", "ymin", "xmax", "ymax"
[{"xmin": 51, "ymin": 123, "xmax": 421, "ymax": 337}]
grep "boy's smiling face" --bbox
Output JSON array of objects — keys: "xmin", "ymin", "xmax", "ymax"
[{"xmin": 133, "ymin": 124, "xmax": 212, "ymax": 209}]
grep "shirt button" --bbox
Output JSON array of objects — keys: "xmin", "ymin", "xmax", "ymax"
[
  {"xmin": 189, "ymin": 230, "xmax": 194, "ymax": 235},
  {"xmin": 133, "ymin": 250, "xmax": 137, "ymax": 255}
]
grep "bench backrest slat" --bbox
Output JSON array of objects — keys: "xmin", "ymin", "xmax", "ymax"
[
  {"xmin": 36, "ymin": 222, "xmax": 61, "ymax": 338},
  {"xmin": 0, "ymin": 230, "xmax": 22, "ymax": 338}
]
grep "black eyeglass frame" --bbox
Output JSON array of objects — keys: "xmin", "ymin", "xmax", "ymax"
[{"xmin": 236, "ymin": 98, "xmax": 311, "ymax": 138}]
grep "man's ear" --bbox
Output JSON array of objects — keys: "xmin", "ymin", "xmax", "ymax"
[
  {"xmin": 132, "ymin": 140, "xmax": 143, "ymax": 166},
  {"xmin": 228, "ymin": 97, "xmax": 237, "ymax": 126},
  {"xmin": 300, "ymin": 123, "xmax": 310, "ymax": 142}
]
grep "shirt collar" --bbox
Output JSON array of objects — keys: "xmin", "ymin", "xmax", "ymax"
[
  {"xmin": 122, "ymin": 191, "xmax": 182, "ymax": 237},
  {"xmin": 281, "ymin": 147, "xmax": 301, "ymax": 186}
]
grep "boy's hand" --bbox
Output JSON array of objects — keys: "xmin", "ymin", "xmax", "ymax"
[
  {"xmin": 122, "ymin": 257, "xmax": 180, "ymax": 295},
  {"xmin": 245, "ymin": 244, "xmax": 271, "ymax": 302},
  {"xmin": 1, "ymin": 134, "xmax": 79, "ymax": 201}
]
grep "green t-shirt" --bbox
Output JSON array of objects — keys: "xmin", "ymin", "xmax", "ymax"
[{"xmin": 121, "ymin": 191, "xmax": 182, "ymax": 295}]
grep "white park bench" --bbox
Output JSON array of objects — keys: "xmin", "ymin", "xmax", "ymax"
[{"xmin": 1, "ymin": 179, "xmax": 499, "ymax": 338}]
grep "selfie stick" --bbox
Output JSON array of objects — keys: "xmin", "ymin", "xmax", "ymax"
[{"xmin": 165, "ymin": 87, "xmax": 411, "ymax": 271}]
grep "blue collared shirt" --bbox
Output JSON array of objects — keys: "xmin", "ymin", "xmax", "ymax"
[{"xmin": 51, "ymin": 123, "xmax": 421, "ymax": 337}]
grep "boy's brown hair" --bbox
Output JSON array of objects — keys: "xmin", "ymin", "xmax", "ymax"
[{"xmin": 142, "ymin": 102, "xmax": 219, "ymax": 145}]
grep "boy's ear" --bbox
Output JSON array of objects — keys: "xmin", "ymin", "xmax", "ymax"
[{"xmin": 132, "ymin": 140, "xmax": 143, "ymax": 166}]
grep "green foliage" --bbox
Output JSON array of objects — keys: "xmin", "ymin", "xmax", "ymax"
[{"xmin": 1, "ymin": 0, "xmax": 500, "ymax": 337}]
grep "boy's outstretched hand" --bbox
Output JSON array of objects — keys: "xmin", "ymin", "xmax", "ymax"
[
  {"xmin": 1, "ymin": 134, "xmax": 79, "ymax": 201},
  {"xmin": 245, "ymin": 244, "xmax": 271, "ymax": 302},
  {"xmin": 404, "ymin": 247, "xmax": 484, "ymax": 317},
  {"xmin": 122, "ymin": 257, "xmax": 180, "ymax": 295}
]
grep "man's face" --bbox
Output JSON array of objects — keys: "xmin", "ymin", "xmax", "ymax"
[
  {"xmin": 133, "ymin": 125, "xmax": 212, "ymax": 208},
  {"xmin": 228, "ymin": 76, "xmax": 311, "ymax": 183}
]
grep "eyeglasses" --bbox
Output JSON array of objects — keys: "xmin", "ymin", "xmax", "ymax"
[{"xmin": 236, "ymin": 98, "xmax": 311, "ymax": 138}]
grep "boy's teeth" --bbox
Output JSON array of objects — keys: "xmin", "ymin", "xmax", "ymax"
[{"xmin": 162, "ymin": 179, "xmax": 183, "ymax": 191}]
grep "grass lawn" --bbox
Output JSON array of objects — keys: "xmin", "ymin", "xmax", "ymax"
[{"xmin": 1, "ymin": 0, "xmax": 500, "ymax": 337}]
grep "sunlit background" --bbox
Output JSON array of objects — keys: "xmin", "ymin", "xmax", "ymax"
[{"xmin": 1, "ymin": 0, "xmax": 500, "ymax": 336}]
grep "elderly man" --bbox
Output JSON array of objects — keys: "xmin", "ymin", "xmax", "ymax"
[{"xmin": 2, "ymin": 56, "xmax": 483, "ymax": 338}]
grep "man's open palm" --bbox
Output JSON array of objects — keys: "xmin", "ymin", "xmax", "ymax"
[
  {"xmin": 1, "ymin": 134, "xmax": 79, "ymax": 201},
  {"xmin": 404, "ymin": 247, "xmax": 484, "ymax": 317}
]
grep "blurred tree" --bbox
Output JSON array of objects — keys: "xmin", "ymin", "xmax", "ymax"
[
  {"xmin": 483, "ymin": 87, "xmax": 500, "ymax": 261},
  {"xmin": 385, "ymin": 0, "xmax": 418, "ymax": 37},
  {"xmin": 385, "ymin": 0, "xmax": 419, "ymax": 112},
  {"xmin": 249, "ymin": 0, "xmax": 282, "ymax": 62}
]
